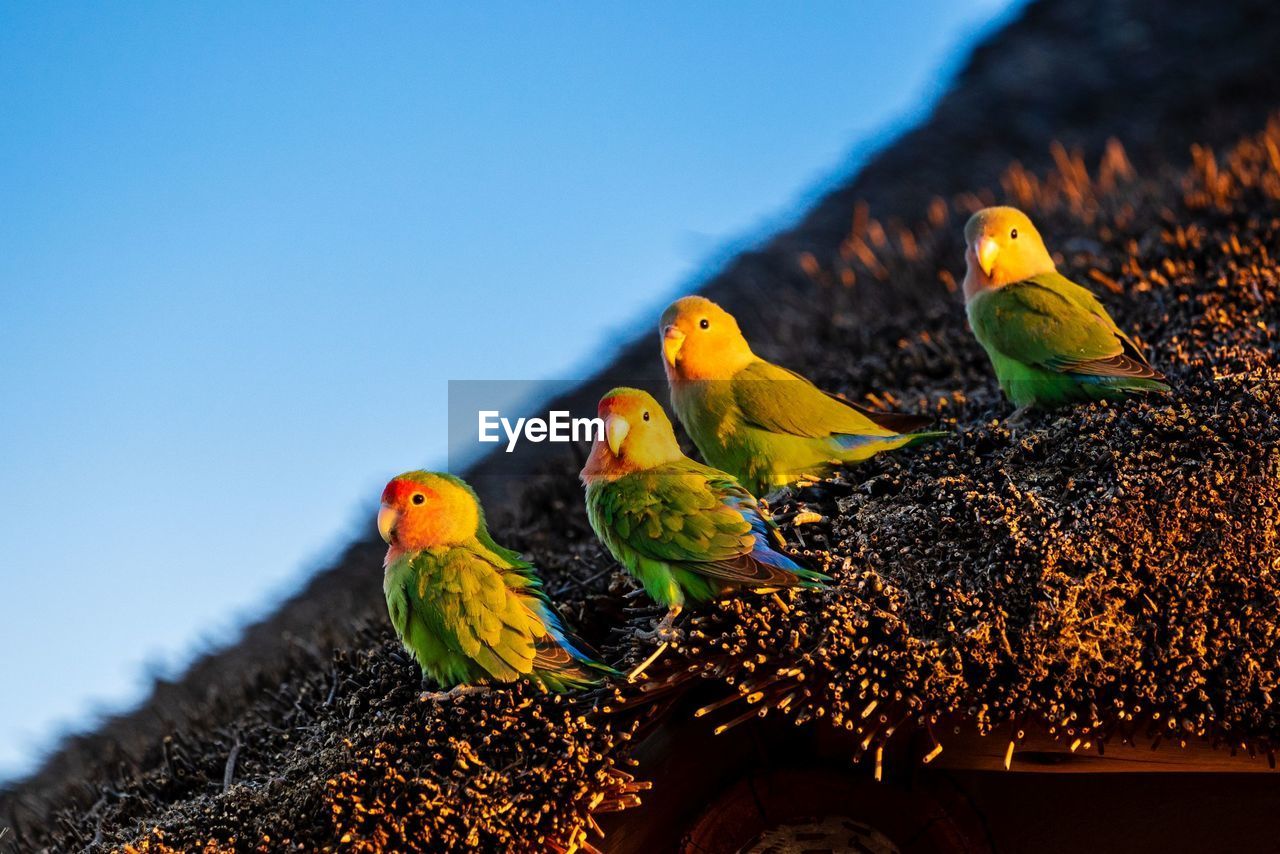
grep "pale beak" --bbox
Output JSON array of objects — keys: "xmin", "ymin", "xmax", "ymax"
[
  {"xmin": 377, "ymin": 504, "xmax": 398, "ymax": 544},
  {"xmin": 605, "ymin": 414, "xmax": 630, "ymax": 456},
  {"xmin": 976, "ymin": 236, "xmax": 999, "ymax": 277},
  {"xmin": 662, "ymin": 325, "xmax": 686, "ymax": 367}
]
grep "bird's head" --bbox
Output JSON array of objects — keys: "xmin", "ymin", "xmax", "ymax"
[
  {"xmin": 659, "ymin": 295, "xmax": 754, "ymax": 381},
  {"xmin": 581, "ymin": 387, "xmax": 682, "ymax": 477},
  {"xmin": 378, "ymin": 470, "xmax": 480, "ymax": 551},
  {"xmin": 963, "ymin": 206, "xmax": 1055, "ymax": 295}
]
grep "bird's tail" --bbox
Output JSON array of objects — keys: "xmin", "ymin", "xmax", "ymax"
[
  {"xmin": 535, "ymin": 657, "xmax": 619, "ymax": 693},
  {"xmin": 533, "ymin": 609, "xmax": 620, "ymax": 692},
  {"xmin": 746, "ymin": 529, "xmax": 830, "ymax": 589},
  {"xmin": 535, "ymin": 656, "xmax": 619, "ymax": 693},
  {"xmin": 900, "ymin": 429, "xmax": 949, "ymax": 447},
  {"xmin": 738, "ymin": 503, "xmax": 830, "ymax": 589},
  {"xmin": 787, "ymin": 566, "xmax": 830, "ymax": 590},
  {"xmin": 831, "ymin": 428, "xmax": 948, "ymax": 454},
  {"xmin": 1080, "ymin": 375, "xmax": 1172, "ymax": 396}
]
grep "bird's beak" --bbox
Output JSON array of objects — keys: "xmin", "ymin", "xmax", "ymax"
[
  {"xmin": 377, "ymin": 504, "xmax": 398, "ymax": 544},
  {"xmin": 662, "ymin": 325, "xmax": 686, "ymax": 367},
  {"xmin": 605, "ymin": 414, "xmax": 630, "ymax": 456},
  {"xmin": 976, "ymin": 236, "xmax": 999, "ymax": 277}
]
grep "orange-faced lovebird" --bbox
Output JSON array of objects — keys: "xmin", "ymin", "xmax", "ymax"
[
  {"xmin": 379, "ymin": 471, "xmax": 613, "ymax": 693},
  {"xmin": 963, "ymin": 206, "xmax": 1170, "ymax": 417},
  {"xmin": 660, "ymin": 295, "xmax": 945, "ymax": 495},
  {"xmin": 580, "ymin": 388, "xmax": 827, "ymax": 630}
]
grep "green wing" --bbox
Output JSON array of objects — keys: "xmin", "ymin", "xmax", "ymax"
[
  {"xmin": 594, "ymin": 460, "xmax": 802, "ymax": 586},
  {"xmin": 472, "ymin": 525, "xmax": 552, "ymax": 607},
  {"xmin": 401, "ymin": 548, "xmax": 543, "ymax": 682},
  {"xmin": 971, "ymin": 274, "xmax": 1162, "ymax": 380},
  {"xmin": 471, "ymin": 527, "xmax": 610, "ymax": 681},
  {"xmin": 732, "ymin": 359, "xmax": 928, "ymax": 438}
]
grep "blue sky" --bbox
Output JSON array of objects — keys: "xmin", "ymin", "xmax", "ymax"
[{"xmin": 0, "ymin": 1, "xmax": 1014, "ymax": 780}]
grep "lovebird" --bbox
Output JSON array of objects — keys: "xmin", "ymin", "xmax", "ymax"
[
  {"xmin": 962, "ymin": 206, "xmax": 1170, "ymax": 414},
  {"xmin": 660, "ymin": 295, "xmax": 946, "ymax": 496},
  {"xmin": 378, "ymin": 471, "xmax": 613, "ymax": 694},
  {"xmin": 580, "ymin": 388, "xmax": 828, "ymax": 629}
]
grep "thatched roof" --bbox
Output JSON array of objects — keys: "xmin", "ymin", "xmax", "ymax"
[
  {"xmin": 22, "ymin": 112, "xmax": 1280, "ymax": 854},
  {"xmin": 4, "ymin": 1, "xmax": 1280, "ymax": 851},
  {"xmin": 625, "ymin": 125, "xmax": 1280, "ymax": 768}
]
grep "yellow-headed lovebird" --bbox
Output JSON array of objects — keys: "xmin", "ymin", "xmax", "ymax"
[
  {"xmin": 963, "ymin": 207, "xmax": 1170, "ymax": 415},
  {"xmin": 580, "ymin": 388, "xmax": 828, "ymax": 630},
  {"xmin": 379, "ymin": 471, "xmax": 614, "ymax": 694},
  {"xmin": 660, "ymin": 296, "xmax": 946, "ymax": 496}
]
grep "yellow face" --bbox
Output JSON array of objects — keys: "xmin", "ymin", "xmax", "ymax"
[
  {"xmin": 658, "ymin": 295, "xmax": 754, "ymax": 380},
  {"xmin": 595, "ymin": 387, "xmax": 683, "ymax": 469},
  {"xmin": 963, "ymin": 206, "xmax": 1055, "ymax": 287},
  {"xmin": 378, "ymin": 471, "xmax": 480, "ymax": 550}
]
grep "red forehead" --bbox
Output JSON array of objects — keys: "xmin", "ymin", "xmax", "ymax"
[
  {"xmin": 381, "ymin": 478, "xmax": 432, "ymax": 505},
  {"xmin": 598, "ymin": 393, "xmax": 645, "ymax": 416}
]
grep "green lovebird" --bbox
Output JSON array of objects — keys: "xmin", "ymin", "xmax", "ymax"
[
  {"xmin": 378, "ymin": 471, "xmax": 613, "ymax": 693},
  {"xmin": 580, "ymin": 388, "xmax": 828, "ymax": 625},
  {"xmin": 962, "ymin": 206, "xmax": 1170, "ymax": 414},
  {"xmin": 659, "ymin": 295, "xmax": 946, "ymax": 496}
]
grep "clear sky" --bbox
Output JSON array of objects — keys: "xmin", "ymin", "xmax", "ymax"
[{"xmin": 0, "ymin": 1, "xmax": 1014, "ymax": 780}]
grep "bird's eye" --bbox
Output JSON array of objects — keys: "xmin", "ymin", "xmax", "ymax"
[
  {"xmin": 1010, "ymin": 228, "xmax": 1018, "ymax": 239},
  {"xmin": 699, "ymin": 318, "xmax": 709, "ymax": 329},
  {"xmin": 643, "ymin": 411, "xmax": 651, "ymax": 421},
  {"xmin": 411, "ymin": 493, "xmax": 425, "ymax": 505}
]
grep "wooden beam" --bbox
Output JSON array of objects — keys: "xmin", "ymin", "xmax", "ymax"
[{"xmin": 922, "ymin": 721, "xmax": 1277, "ymax": 774}]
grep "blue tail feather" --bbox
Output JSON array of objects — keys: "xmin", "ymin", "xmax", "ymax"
[
  {"xmin": 729, "ymin": 497, "xmax": 829, "ymax": 585},
  {"xmin": 831, "ymin": 432, "xmax": 889, "ymax": 450},
  {"xmin": 536, "ymin": 602, "xmax": 619, "ymax": 678}
]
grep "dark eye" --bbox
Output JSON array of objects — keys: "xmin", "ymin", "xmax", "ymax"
[
  {"xmin": 699, "ymin": 318, "xmax": 709, "ymax": 329},
  {"xmin": 1010, "ymin": 228, "xmax": 1018, "ymax": 239},
  {"xmin": 643, "ymin": 411, "xmax": 650, "ymax": 421},
  {"xmin": 411, "ymin": 493, "xmax": 425, "ymax": 505}
]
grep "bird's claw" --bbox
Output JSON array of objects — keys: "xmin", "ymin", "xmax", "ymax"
[
  {"xmin": 1005, "ymin": 406, "xmax": 1034, "ymax": 426},
  {"xmin": 634, "ymin": 607, "xmax": 683, "ymax": 642},
  {"xmin": 421, "ymin": 684, "xmax": 489, "ymax": 703},
  {"xmin": 634, "ymin": 624, "xmax": 682, "ymax": 643},
  {"xmin": 627, "ymin": 612, "xmax": 682, "ymax": 683}
]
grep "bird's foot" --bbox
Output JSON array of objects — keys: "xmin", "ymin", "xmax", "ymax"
[
  {"xmin": 421, "ymin": 683, "xmax": 489, "ymax": 703},
  {"xmin": 628, "ymin": 610, "xmax": 682, "ymax": 683},
  {"xmin": 1005, "ymin": 406, "xmax": 1036, "ymax": 431},
  {"xmin": 634, "ymin": 606, "xmax": 683, "ymax": 643}
]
